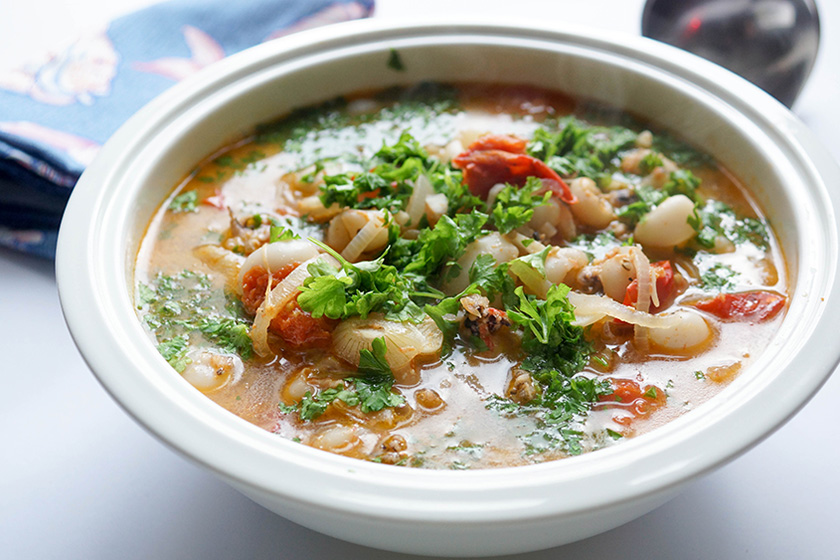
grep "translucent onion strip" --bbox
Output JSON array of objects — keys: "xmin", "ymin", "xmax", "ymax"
[
  {"xmin": 568, "ymin": 292, "xmax": 683, "ymax": 330},
  {"xmin": 251, "ymin": 254, "xmax": 337, "ymax": 357},
  {"xmin": 405, "ymin": 174, "xmax": 433, "ymax": 227},
  {"xmin": 630, "ymin": 246, "xmax": 652, "ymax": 350}
]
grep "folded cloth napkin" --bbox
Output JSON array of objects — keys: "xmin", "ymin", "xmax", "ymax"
[{"xmin": 0, "ymin": 0, "xmax": 374, "ymax": 259}]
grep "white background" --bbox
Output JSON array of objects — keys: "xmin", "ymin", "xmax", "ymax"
[{"xmin": 1, "ymin": 1, "xmax": 839, "ymax": 559}]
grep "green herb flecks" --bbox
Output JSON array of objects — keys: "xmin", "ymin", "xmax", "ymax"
[
  {"xmin": 280, "ymin": 337, "xmax": 404, "ymax": 421},
  {"xmin": 688, "ymin": 199, "xmax": 770, "ymax": 250},
  {"xmin": 567, "ymin": 231, "xmax": 625, "ymax": 262},
  {"xmin": 616, "ymin": 170, "xmax": 701, "ymax": 227},
  {"xmin": 700, "ymin": 262, "xmax": 738, "ymax": 291},
  {"xmin": 168, "ymin": 190, "xmax": 199, "ymax": 213},
  {"xmin": 528, "ymin": 118, "xmax": 637, "ymax": 187},
  {"xmin": 485, "ymin": 284, "xmax": 604, "ymax": 456},
  {"xmin": 138, "ymin": 270, "xmax": 253, "ymax": 368}
]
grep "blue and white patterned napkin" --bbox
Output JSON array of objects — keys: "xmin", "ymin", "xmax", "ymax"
[{"xmin": 0, "ymin": 0, "xmax": 375, "ymax": 259}]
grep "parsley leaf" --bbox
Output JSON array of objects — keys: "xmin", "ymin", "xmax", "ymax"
[
  {"xmin": 281, "ymin": 337, "xmax": 404, "ymax": 421},
  {"xmin": 269, "ymin": 226, "xmax": 300, "ymax": 243},
  {"xmin": 139, "ymin": 270, "xmax": 253, "ymax": 366},
  {"xmin": 489, "ymin": 177, "xmax": 550, "ymax": 234},
  {"xmin": 398, "ymin": 211, "xmax": 489, "ymax": 278},
  {"xmin": 506, "ymin": 284, "xmax": 592, "ymax": 378},
  {"xmin": 358, "ymin": 337, "xmax": 393, "ymax": 379},
  {"xmin": 387, "ymin": 48, "xmax": 405, "ymax": 72},
  {"xmin": 197, "ymin": 317, "xmax": 253, "ymax": 360},
  {"xmin": 298, "ymin": 240, "xmax": 429, "ymax": 323},
  {"xmin": 353, "ymin": 376, "xmax": 404, "ymax": 413},
  {"xmin": 528, "ymin": 119, "xmax": 637, "ymax": 186},
  {"xmin": 157, "ymin": 335, "xmax": 190, "ymax": 372},
  {"xmin": 689, "ymin": 199, "xmax": 769, "ymax": 250},
  {"xmin": 468, "ymin": 254, "xmax": 514, "ymax": 300}
]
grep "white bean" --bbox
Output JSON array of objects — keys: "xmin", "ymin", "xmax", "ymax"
[
  {"xmin": 521, "ymin": 247, "xmax": 589, "ymax": 298},
  {"xmin": 648, "ymin": 309, "xmax": 712, "ymax": 353},
  {"xmin": 568, "ymin": 177, "xmax": 615, "ymax": 229},
  {"xmin": 311, "ymin": 425, "xmax": 360, "ymax": 453},
  {"xmin": 528, "ymin": 198, "xmax": 576, "ymax": 241},
  {"xmin": 181, "ymin": 350, "xmax": 243, "ymax": 391},
  {"xmin": 634, "ymin": 194, "xmax": 697, "ymax": 248},
  {"xmin": 282, "ymin": 372, "xmax": 311, "ymax": 403},
  {"xmin": 595, "ymin": 247, "xmax": 636, "ymax": 302},
  {"xmin": 545, "ymin": 247, "xmax": 589, "ymax": 286}
]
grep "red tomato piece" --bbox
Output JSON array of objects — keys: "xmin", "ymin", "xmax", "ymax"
[
  {"xmin": 597, "ymin": 378, "xmax": 666, "ymax": 424},
  {"xmin": 623, "ymin": 260, "xmax": 675, "ymax": 313},
  {"xmin": 269, "ymin": 302, "xmax": 334, "ymax": 348},
  {"xmin": 692, "ymin": 291, "xmax": 785, "ymax": 322},
  {"xmin": 241, "ymin": 264, "xmax": 335, "ymax": 348},
  {"xmin": 452, "ymin": 135, "xmax": 576, "ymax": 204},
  {"xmin": 240, "ymin": 264, "xmax": 298, "ymax": 316},
  {"xmin": 202, "ymin": 189, "xmax": 225, "ymax": 209}
]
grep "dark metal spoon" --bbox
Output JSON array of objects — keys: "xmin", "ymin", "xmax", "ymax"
[{"xmin": 642, "ymin": 0, "xmax": 820, "ymax": 107}]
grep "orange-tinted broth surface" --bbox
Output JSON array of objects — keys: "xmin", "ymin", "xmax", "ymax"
[{"xmin": 135, "ymin": 84, "xmax": 786, "ymax": 468}]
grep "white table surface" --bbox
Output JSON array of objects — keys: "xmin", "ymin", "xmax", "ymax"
[{"xmin": 2, "ymin": 1, "xmax": 839, "ymax": 559}]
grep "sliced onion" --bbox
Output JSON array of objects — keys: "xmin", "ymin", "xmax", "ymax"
[
  {"xmin": 568, "ymin": 292, "xmax": 683, "ymax": 330},
  {"xmin": 238, "ymin": 238, "xmax": 320, "ymax": 285},
  {"xmin": 405, "ymin": 174, "xmax": 434, "ymax": 227},
  {"xmin": 250, "ymin": 254, "xmax": 337, "ymax": 357},
  {"xmin": 331, "ymin": 314, "xmax": 443, "ymax": 385},
  {"xmin": 193, "ymin": 244, "xmax": 244, "ymax": 296},
  {"xmin": 629, "ymin": 246, "xmax": 652, "ymax": 350},
  {"xmin": 341, "ymin": 218, "xmax": 384, "ymax": 262}
]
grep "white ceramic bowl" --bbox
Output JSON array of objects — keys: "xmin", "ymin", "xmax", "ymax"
[{"xmin": 57, "ymin": 20, "xmax": 840, "ymax": 557}]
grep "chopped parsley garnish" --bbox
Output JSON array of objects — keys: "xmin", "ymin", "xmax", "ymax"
[
  {"xmin": 567, "ymin": 231, "xmax": 625, "ymax": 262},
  {"xmin": 528, "ymin": 118, "xmax": 637, "ymax": 187},
  {"xmin": 639, "ymin": 152, "xmax": 664, "ymax": 174},
  {"xmin": 157, "ymin": 335, "xmax": 190, "ymax": 372},
  {"xmin": 489, "ymin": 177, "xmax": 551, "ymax": 234},
  {"xmin": 390, "ymin": 211, "xmax": 488, "ymax": 279},
  {"xmin": 485, "ymin": 284, "xmax": 605, "ymax": 455},
  {"xmin": 168, "ymin": 190, "xmax": 199, "ymax": 213},
  {"xmin": 269, "ymin": 226, "xmax": 300, "ymax": 243},
  {"xmin": 616, "ymin": 170, "xmax": 701, "ymax": 227},
  {"xmin": 297, "ymin": 240, "xmax": 429, "ymax": 323},
  {"xmin": 280, "ymin": 337, "xmax": 404, "ymax": 421},
  {"xmin": 700, "ymin": 262, "xmax": 737, "ymax": 291},
  {"xmin": 688, "ymin": 200, "xmax": 770, "ymax": 250},
  {"xmin": 138, "ymin": 270, "xmax": 253, "ymax": 366}
]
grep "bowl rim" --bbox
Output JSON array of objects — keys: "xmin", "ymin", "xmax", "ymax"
[{"xmin": 57, "ymin": 18, "xmax": 840, "ymax": 525}]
